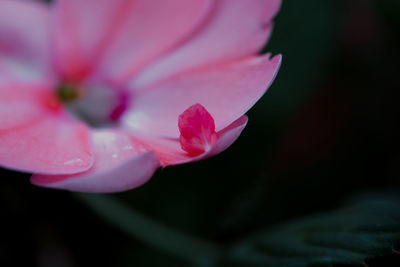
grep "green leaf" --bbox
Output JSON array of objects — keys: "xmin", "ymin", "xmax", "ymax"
[
  {"xmin": 74, "ymin": 193, "xmax": 220, "ymax": 266},
  {"xmin": 221, "ymin": 199, "xmax": 400, "ymax": 267}
]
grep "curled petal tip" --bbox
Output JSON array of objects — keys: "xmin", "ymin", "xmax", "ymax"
[{"xmin": 178, "ymin": 104, "xmax": 219, "ymax": 156}]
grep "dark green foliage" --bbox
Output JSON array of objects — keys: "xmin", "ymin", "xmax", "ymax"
[
  {"xmin": 77, "ymin": 194, "xmax": 400, "ymax": 267},
  {"xmin": 221, "ymin": 199, "xmax": 400, "ymax": 267}
]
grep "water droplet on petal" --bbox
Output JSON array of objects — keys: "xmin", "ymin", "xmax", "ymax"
[{"xmin": 63, "ymin": 158, "xmax": 84, "ymax": 166}]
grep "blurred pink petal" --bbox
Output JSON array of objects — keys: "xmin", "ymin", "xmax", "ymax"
[
  {"xmin": 0, "ymin": 0, "xmax": 281, "ymax": 192},
  {"xmin": 52, "ymin": 0, "xmax": 212, "ymax": 82},
  {"xmin": 0, "ymin": 0, "xmax": 52, "ymax": 83},
  {"xmin": 133, "ymin": 0, "xmax": 281, "ymax": 87},
  {"xmin": 31, "ymin": 129, "xmax": 160, "ymax": 193},
  {"xmin": 0, "ymin": 83, "xmax": 50, "ymax": 131},
  {"xmin": 122, "ymin": 54, "xmax": 281, "ymax": 137},
  {"xmin": 0, "ymin": 82, "xmax": 93, "ymax": 174},
  {"xmin": 0, "ymin": 111, "xmax": 93, "ymax": 175}
]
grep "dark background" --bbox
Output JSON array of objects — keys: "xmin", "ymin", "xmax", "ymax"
[{"xmin": 1, "ymin": 0, "xmax": 399, "ymax": 266}]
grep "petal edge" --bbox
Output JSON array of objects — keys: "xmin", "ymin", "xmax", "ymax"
[{"xmin": 31, "ymin": 129, "xmax": 160, "ymax": 193}]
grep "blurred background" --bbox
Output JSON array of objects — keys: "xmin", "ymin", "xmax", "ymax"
[{"xmin": 1, "ymin": 0, "xmax": 399, "ymax": 266}]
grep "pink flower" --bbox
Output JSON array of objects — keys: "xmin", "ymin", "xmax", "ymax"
[{"xmin": 0, "ymin": 0, "xmax": 282, "ymax": 193}]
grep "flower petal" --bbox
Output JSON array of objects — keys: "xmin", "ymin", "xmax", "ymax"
[
  {"xmin": 52, "ymin": 0, "xmax": 212, "ymax": 82},
  {"xmin": 31, "ymin": 129, "xmax": 160, "ymax": 193},
  {"xmin": 179, "ymin": 104, "xmax": 219, "ymax": 156},
  {"xmin": 0, "ymin": 84, "xmax": 93, "ymax": 174},
  {"xmin": 0, "ymin": 0, "xmax": 52, "ymax": 84},
  {"xmin": 0, "ymin": 83, "xmax": 49, "ymax": 131},
  {"xmin": 133, "ymin": 0, "xmax": 281, "ymax": 87},
  {"xmin": 123, "ymin": 54, "xmax": 281, "ymax": 137},
  {"xmin": 134, "ymin": 116, "xmax": 248, "ymax": 166}
]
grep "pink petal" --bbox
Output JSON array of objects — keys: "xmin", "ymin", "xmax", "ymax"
[
  {"xmin": 52, "ymin": 0, "xmax": 212, "ymax": 82},
  {"xmin": 0, "ymin": 84, "xmax": 93, "ymax": 174},
  {"xmin": 179, "ymin": 104, "xmax": 219, "ymax": 156},
  {"xmin": 134, "ymin": 116, "xmax": 248, "ymax": 166},
  {"xmin": 0, "ymin": 0, "xmax": 53, "ymax": 83},
  {"xmin": 123, "ymin": 54, "xmax": 281, "ymax": 137},
  {"xmin": 208, "ymin": 116, "xmax": 249, "ymax": 159},
  {"xmin": 0, "ymin": 83, "xmax": 50, "ymax": 131},
  {"xmin": 133, "ymin": 0, "xmax": 281, "ymax": 87},
  {"xmin": 31, "ymin": 129, "xmax": 160, "ymax": 193}
]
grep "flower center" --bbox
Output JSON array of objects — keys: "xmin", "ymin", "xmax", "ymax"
[
  {"xmin": 57, "ymin": 84, "xmax": 83, "ymax": 103},
  {"xmin": 57, "ymin": 82, "xmax": 130, "ymax": 128}
]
